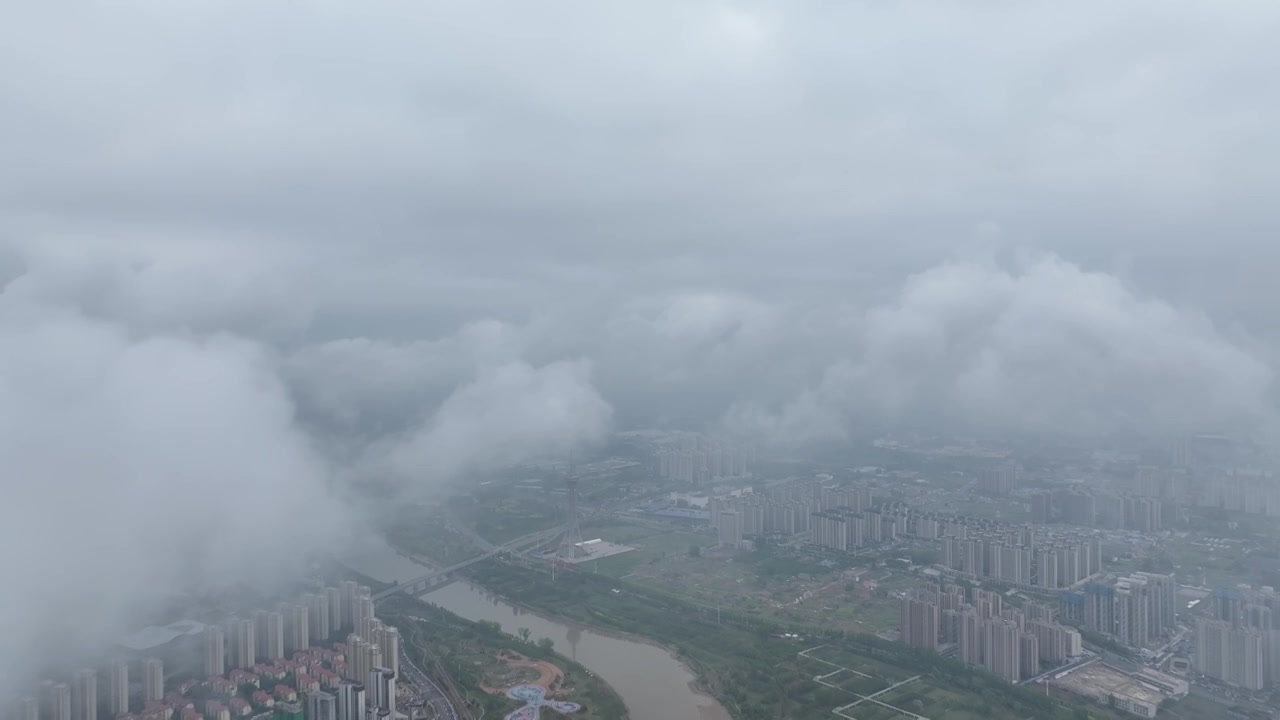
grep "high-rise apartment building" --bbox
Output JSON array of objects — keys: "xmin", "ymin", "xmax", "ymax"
[
  {"xmin": 364, "ymin": 647, "xmax": 383, "ymax": 689},
  {"xmin": 71, "ymin": 669, "xmax": 96, "ymax": 720},
  {"xmin": 1115, "ymin": 577, "xmax": 1151, "ymax": 648},
  {"xmin": 351, "ymin": 591, "xmax": 374, "ymax": 640},
  {"xmin": 1076, "ymin": 573, "xmax": 1176, "ymax": 648},
  {"xmin": 108, "ymin": 659, "xmax": 129, "ymax": 717},
  {"xmin": 959, "ymin": 608, "xmax": 983, "ymax": 667},
  {"xmin": 262, "ymin": 611, "xmax": 285, "ymax": 660},
  {"xmin": 367, "ymin": 669, "xmax": 395, "ymax": 718},
  {"xmin": 1122, "ymin": 496, "xmax": 1162, "ymax": 532},
  {"xmin": 306, "ymin": 594, "xmax": 331, "ymax": 643},
  {"xmin": 1019, "ymin": 632, "xmax": 1040, "ymax": 679},
  {"xmin": 899, "ymin": 594, "xmax": 939, "ymax": 650},
  {"xmin": 204, "ymin": 625, "xmax": 225, "ymax": 678},
  {"xmin": 305, "ymin": 692, "xmax": 336, "ymax": 720},
  {"xmin": 1196, "ymin": 617, "xmax": 1267, "ymax": 691},
  {"xmin": 286, "ymin": 604, "xmax": 310, "ymax": 654},
  {"xmin": 380, "ymin": 627, "xmax": 400, "ymax": 678},
  {"xmin": 715, "ymin": 510, "xmax": 742, "ymax": 548},
  {"xmin": 49, "ymin": 684, "xmax": 70, "ymax": 720},
  {"xmin": 142, "ymin": 658, "xmax": 164, "ymax": 703},
  {"xmin": 983, "ymin": 619, "xmax": 1022, "ymax": 683},
  {"xmin": 17, "ymin": 697, "xmax": 38, "ymax": 720},
  {"xmin": 1084, "ymin": 583, "xmax": 1116, "ymax": 636},
  {"xmin": 326, "ymin": 587, "xmax": 343, "ymax": 637},
  {"xmin": 336, "ymin": 684, "xmax": 365, "ymax": 720},
  {"xmin": 339, "ymin": 582, "xmax": 357, "ymax": 630},
  {"xmin": 1027, "ymin": 620, "xmax": 1082, "ymax": 663},
  {"xmin": 230, "ymin": 618, "xmax": 255, "ymax": 670},
  {"xmin": 346, "ymin": 637, "xmax": 368, "ymax": 684},
  {"xmin": 978, "ymin": 462, "xmax": 1018, "ymax": 495}
]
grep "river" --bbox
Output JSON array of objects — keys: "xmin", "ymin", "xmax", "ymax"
[{"xmin": 339, "ymin": 536, "xmax": 731, "ymax": 720}]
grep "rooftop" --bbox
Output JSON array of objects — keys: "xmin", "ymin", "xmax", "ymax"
[{"xmin": 1054, "ymin": 663, "xmax": 1165, "ymax": 707}]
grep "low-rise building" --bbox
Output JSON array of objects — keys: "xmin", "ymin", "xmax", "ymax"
[{"xmin": 1051, "ymin": 663, "xmax": 1165, "ymax": 719}]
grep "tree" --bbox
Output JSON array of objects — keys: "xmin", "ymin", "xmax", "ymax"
[
  {"xmin": 518, "ymin": 627, "xmax": 532, "ymax": 643},
  {"xmin": 537, "ymin": 637, "xmax": 555, "ymax": 652}
]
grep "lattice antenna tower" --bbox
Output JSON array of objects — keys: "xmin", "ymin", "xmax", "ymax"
[{"xmin": 557, "ymin": 462, "xmax": 585, "ymax": 560}]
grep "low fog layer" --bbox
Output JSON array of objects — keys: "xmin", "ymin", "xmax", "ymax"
[{"xmin": 4, "ymin": 0, "xmax": 1280, "ymax": 700}]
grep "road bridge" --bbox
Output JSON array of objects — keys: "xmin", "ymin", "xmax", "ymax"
[{"xmin": 374, "ymin": 524, "xmax": 565, "ymax": 600}]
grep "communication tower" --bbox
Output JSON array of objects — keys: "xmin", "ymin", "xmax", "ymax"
[{"xmin": 556, "ymin": 467, "xmax": 585, "ymax": 560}]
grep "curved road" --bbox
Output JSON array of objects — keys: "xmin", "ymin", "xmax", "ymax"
[{"xmin": 399, "ymin": 640, "xmax": 460, "ymax": 720}]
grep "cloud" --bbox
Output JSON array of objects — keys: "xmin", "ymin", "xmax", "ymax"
[
  {"xmin": 0, "ymin": 287, "xmax": 340, "ymax": 697},
  {"xmin": 727, "ymin": 256, "xmax": 1273, "ymax": 444},
  {"xmin": 383, "ymin": 359, "xmax": 613, "ymax": 489},
  {"xmin": 285, "ymin": 320, "xmax": 526, "ymax": 435},
  {"xmin": 3, "ymin": 0, "xmax": 1280, "ymax": 696}
]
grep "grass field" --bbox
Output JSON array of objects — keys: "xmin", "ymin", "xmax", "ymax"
[
  {"xmin": 469, "ymin": 500, "xmax": 563, "ymax": 544},
  {"xmin": 469, "ymin": 559, "xmax": 1128, "ymax": 720},
  {"xmin": 588, "ymin": 526, "xmax": 711, "ymax": 577},
  {"xmin": 873, "ymin": 680, "xmax": 986, "ymax": 720}
]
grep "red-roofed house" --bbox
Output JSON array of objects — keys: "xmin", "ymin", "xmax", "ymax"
[
  {"xmin": 272, "ymin": 686, "xmax": 296, "ymax": 703},
  {"xmin": 209, "ymin": 678, "xmax": 236, "ymax": 696},
  {"xmin": 228, "ymin": 670, "xmax": 258, "ymax": 688},
  {"xmin": 294, "ymin": 674, "xmax": 318, "ymax": 695},
  {"xmin": 314, "ymin": 669, "xmax": 341, "ymax": 690},
  {"xmin": 141, "ymin": 702, "xmax": 171, "ymax": 720},
  {"xmin": 250, "ymin": 692, "xmax": 273, "ymax": 709},
  {"xmin": 228, "ymin": 699, "xmax": 251, "ymax": 717},
  {"xmin": 181, "ymin": 709, "xmax": 201, "ymax": 720},
  {"xmin": 204, "ymin": 701, "xmax": 230, "ymax": 720}
]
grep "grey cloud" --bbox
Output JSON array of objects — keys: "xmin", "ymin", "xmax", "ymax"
[
  {"xmin": 285, "ymin": 320, "xmax": 526, "ymax": 434},
  {"xmin": 0, "ymin": 287, "xmax": 341, "ymax": 698},
  {"xmin": 4, "ymin": 0, "xmax": 1280, "ymax": 696},
  {"xmin": 381, "ymin": 359, "xmax": 613, "ymax": 489},
  {"xmin": 726, "ymin": 257, "xmax": 1274, "ymax": 444}
]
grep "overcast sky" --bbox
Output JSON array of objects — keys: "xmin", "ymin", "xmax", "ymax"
[{"xmin": 3, "ymin": 0, "xmax": 1280, "ymax": 692}]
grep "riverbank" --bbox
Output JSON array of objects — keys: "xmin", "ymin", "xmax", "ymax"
[
  {"xmin": 424, "ymin": 580, "xmax": 729, "ymax": 720},
  {"xmin": 338, "ymin": 535, "xmax": 722, "ymax": 720},
  {"xmin": 445, "ymin": 581, "xmax": 731, "ymax": 720},
  {"xmin": 466, "ymin": 558, "xmax": 1100, "ymax": 720},
  {"xmin": 379, "ymin": 591, "xmax": 628, "ymax": 720}
]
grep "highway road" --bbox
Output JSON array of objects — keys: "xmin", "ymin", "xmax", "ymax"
[{"xmin": 398, "ymin": 643, "xmax": 460, "ymax": 720}]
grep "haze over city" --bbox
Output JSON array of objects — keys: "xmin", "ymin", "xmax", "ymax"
[{"xmin": 4, "ymin": 2, "xmax": 1280, "ymax": 719}]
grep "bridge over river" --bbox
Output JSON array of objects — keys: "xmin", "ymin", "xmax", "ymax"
[{"xmin": 373, "ymin": 524, "xmax": 566, "ymax": 600}]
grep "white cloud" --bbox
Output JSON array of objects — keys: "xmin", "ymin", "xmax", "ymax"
[
  {"xmin": 728, "ymin": 256, "xmax": 1273, "ymax": 443},
  {"xmin": 0, "ymin": 292, "xmax": 339, "ymax": 697}
]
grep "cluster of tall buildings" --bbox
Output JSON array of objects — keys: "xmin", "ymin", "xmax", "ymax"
[
  {"xmin": 203, "ymin": 583, "xmax": 382, "ymax": 680},
  {"xmin": 976, "ymin": 462, "xmax": 1020, "ymax": 496},
  {"xmin": 657, "ymin": 435, "xmax": 755, "ymax": 484},
  {"xmin": 9, "ymin": 583, "xmax": 398, "ymax": 720},
  {"xmin": 900, "ymin": 583, "xmax": 1082, "ymax": 683},
  {"xmin": 22, "ymin": 658, "xmax": 150, "ymax": 720},
  {"xmin": 872, "ymin": 504, "xmax": 1103, "ymax": 590},
  {"xmin": 942, "ymin": 530, "xmax": 1100, "ymax": 590},
  {"xmin": 709, "ymin": 482, "xmax": 879, "ymax": 550},
  {"xmin": 1194, "ymin": 586, "xmax": 1280, "ymax": 691},
  {"xmin": 1129, "ymin": 442, "xmax": 1279, "ymax": 517},
  {"xmin": 1057, "ymin": 572, "xmax": 1177, "ymax": 648},
  {"xmin": 1029, "ymin": 488, "xmax": 1164, "ymax": 532}
]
